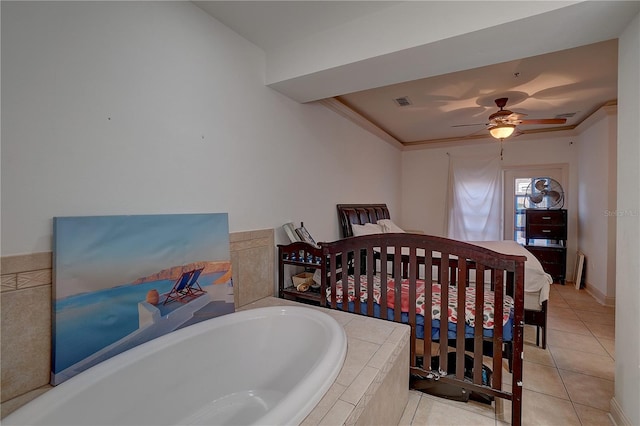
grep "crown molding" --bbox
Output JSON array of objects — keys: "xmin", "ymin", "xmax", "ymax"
[
  {"xmin": 316, "ymin": 98, "xmax": 404, "ymax": 150},
  {"xmin": 319, "ymin": 97, "xmax": 617, "ymax": 151}
]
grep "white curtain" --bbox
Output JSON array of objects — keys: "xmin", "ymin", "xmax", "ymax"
[{"xmin": 446, "ymin": 153, "xmax": 502, "ymax": 241}]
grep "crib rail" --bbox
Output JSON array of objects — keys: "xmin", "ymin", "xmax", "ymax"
[{"xmin": 320, "ymin": 233, "xmax": 526, "ymax": 426}]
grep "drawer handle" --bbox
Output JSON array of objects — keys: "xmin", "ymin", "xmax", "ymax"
[
  {"xmin": 542, "ymin": 216, "xmax": 552, "ymax": 220},
  {"xmin": 542, "ymin": 229, "xmax": 551, "ymax": 233}
]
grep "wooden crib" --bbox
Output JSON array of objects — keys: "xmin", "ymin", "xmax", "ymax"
[{"xmin": 319, "ymin": 232, "xmax": 526, "ymax": 426}]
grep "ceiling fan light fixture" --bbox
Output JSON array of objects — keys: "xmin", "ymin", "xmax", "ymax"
[{"xmin": 489, "ymin": 124, "xmax": 516, "ymax": 140}]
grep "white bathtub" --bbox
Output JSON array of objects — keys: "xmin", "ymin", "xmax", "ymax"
[{"xmin": 4, "ymin": 306, "xmax": 347, "ymax": 426}]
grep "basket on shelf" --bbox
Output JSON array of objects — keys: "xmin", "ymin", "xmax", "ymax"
[{"xmin": 292, "ymin": 272, "xmax": 314, "ymax": 292}]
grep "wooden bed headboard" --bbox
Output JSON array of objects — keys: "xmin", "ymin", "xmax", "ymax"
[{"xmin": 336, "ymin": 204, "xmax": 391, "ymax": 238}]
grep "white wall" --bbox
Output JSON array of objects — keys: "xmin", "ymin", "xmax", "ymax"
[
  {"xmin": 577, "ymin": 108, "xmax": 617, "ymax": 302},
  {"xmin": 614, "ymin": 11, "xmax": 640, "ymax": 426},
  {"xmin": 0, "ymin": 1, "xmax": 401, "ymax": 257}
]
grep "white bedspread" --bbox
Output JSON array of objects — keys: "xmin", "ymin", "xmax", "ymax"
[{"xmin": 467, "ymin": 240, "xmax": 552, "ymax": 305}]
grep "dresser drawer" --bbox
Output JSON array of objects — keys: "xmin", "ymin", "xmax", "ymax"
[
  {"xmin": 526, "ymin": 224, "xmax": 567, "ymax": 240},
  {"xmin": 525, "ymin": 245, "xmax": 566, "ymax": 283},
  {"xmin": 525, "ymin": 246, "xmax": 565, "ymax": 263},
  {"xmin": 526, "ymin": 210, "xmax": 566, "ymax": 225}
]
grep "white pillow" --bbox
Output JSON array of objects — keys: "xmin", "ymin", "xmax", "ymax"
[
  {"xmin": 351, "ymin": 222, "xmax": 384, "ymax": 236},
  {"xmin": 377, "ymin": 219, "xmax": 405, "ymax": 233}
]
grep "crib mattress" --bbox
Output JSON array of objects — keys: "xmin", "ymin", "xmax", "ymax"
[
  {"xmin": 327, "ymin": 274, "xmax": 514, "ymax": 341},
  {"xmin": 335, "ymin": 301, "xmax": 514, "ymax": 341}
]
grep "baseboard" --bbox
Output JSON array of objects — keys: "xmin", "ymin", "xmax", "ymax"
[
  {"xmin": 584, "ymin": 282, "xmax": 615, "ymax": 307},
  {"xmin": 603, "ymin": 295, "xmax": 616, "ymax": 307},
  {"xmin": 609, "ymin": 397, "xmax": 632, "ymax": 426}
]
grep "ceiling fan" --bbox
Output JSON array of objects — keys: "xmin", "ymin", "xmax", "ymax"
[{"xmin": 456, "ymin": 98, "xmax": 568, "ymax": 140}]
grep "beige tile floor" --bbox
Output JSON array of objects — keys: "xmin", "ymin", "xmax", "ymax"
[{"xmin": 400, "ymin": 283, "xmax": 616, "ymax": 425}]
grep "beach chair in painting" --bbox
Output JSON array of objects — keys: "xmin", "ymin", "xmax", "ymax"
[
  {"xmin": 163, "ymin": 270, "xmax": 194, "ymax": 305},
  {"xmin": 182, "ymin": 267, "xmax": 206, "ymax": 299}
]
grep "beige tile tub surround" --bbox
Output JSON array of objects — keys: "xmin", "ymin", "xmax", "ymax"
[
  {"xmin": 229, "ymin": 229, "xmax": 275, "ymax": 308},
  {"xmin": 0, "ymin": 228, "xmax": 275, "ymax": 416},
  {"xmin": 241, "ymin": 297, "xmax": 410, "ymax": 426},
  {"xmin": 1, "ymin": 252, "xmax": 53, "ymax": 404}
]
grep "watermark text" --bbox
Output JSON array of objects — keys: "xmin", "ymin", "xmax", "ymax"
[{"xmin": 604, "ymin": 209, "xmax": 640, "ymax": 217}]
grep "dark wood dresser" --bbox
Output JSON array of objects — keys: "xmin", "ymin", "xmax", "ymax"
[{"xmin": 525, "ymin": 209, "xmax": 567, "ymax": 284}]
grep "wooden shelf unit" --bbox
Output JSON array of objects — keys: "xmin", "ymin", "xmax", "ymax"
[{"xmin": 278, "ymin": 241, "xmax": 324, "ymax": 305}]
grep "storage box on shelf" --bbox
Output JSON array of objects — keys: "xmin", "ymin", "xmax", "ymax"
[
  {"xmin": 278, "ymin": 241, "xmax": 324, "ymax": 304},
  {"xmin": 525, "ymin": 209, "xmax": 567, "ymax": 284}
]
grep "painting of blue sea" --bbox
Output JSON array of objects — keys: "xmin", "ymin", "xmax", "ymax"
[{"xmin": 52, "ymin": 213, "xmax": 234, "ymax": 385}]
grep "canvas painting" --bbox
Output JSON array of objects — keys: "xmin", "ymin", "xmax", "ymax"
[{"xmin": 51, "ymin": 213, "xmax": 233, "ymax": 385}]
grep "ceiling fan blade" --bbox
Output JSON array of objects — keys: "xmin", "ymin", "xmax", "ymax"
[
  {"xmin": 466, "ymin": 126, "xmax": 491, "ymax": 137},
  {"xmin": 507, "ymin": 112, "xmax": 527, "ymax": 120},
  {"xmin": 451, "ymin": 123, "xmax": 486, "ymax": 128},
  {"xmin": 520, "ymin": 118, "xmax": 567, "ymax": 125}
]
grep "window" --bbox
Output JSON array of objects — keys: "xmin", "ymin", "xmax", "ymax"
[
  {"xmin": 513, "ymin": 178, "xmax": 533, "ymax": 243},
  {"xmin": 503, "ymin": 167, "xmax": 566, "ymax": 244}
]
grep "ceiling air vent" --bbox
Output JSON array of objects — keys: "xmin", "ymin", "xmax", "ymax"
[{"xmin": 393, "ymin": 96, "xmax": 412, "ymax": 107}]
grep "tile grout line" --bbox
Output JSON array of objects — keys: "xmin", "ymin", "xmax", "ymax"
[
  {"xmin": 569, "ymin": 289, "xmax": 593, "ymax": 424},
  {"xmin": 559, "ymin": 289, "xmax": 615, "ymax": 360},
  {"xmin": 550, "ymin": 286, "xmax": 585, "ymax": 424},
  {"xmin": 552, "ymin": 285, "xmax": 616, "ymax": 422}
]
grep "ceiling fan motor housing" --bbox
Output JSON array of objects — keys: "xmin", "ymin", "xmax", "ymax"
[{"xmin": 488, "ymin": 109, "xmax": 513, "ymax": 123}]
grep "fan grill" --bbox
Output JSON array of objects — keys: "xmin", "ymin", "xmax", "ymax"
[{"xmin": 525, "ymin": 178, "xmax": 564, "ymax": 209}]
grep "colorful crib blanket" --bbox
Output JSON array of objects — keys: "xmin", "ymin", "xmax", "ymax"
[{"xmin": 326, "ymin": 275, "xmax": 513, "ymax": 329}]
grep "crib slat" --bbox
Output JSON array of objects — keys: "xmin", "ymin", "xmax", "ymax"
[
  {"xmin": 320, "ymin": 251, "xmax": 326, "ymax": 307},
  {"xmin": 492, "ymin": 269, "xmax": 504, "ymax": 390},
  {"xmin": 439, "ymin": 251, "xmax": 449, "ymax": 374},
  {"xmin": 408, "ymin": 247, "xmax": 417, "ymax": 368},
  {"xmin": 328, "ymin": 253, "xmax": 337, "ymax": 310},
  {"xmin": 354, "ymin": 248, "xmax": 361, "ymax": 315},
  {"xmin": 341, "ymin": 251, "xmax": 348, "ymax": 312},
  {"xmin": 456, "ymin": 259, "xmax": 467, "ymax": 381},
  {"xmin": 473, "ymin": 264, "xmax": 485, "ymax": 385},
  {"xmin": 511, "ymin": 262, "xmax": 526, "ymax": 426},
  {"xmin": 424, "ymin": 251, "xmax": 433, "ymax": 367},
  {"xmin": 367, "ymin": 247, "xmax": 374, "ymax": 317},
  {"xmin": 393, "ymin": 244, "xmax": 402, "ymax": 323},
  {"xmin": 380, "ymin": 244, "xmax": 388, "ymax": 318}
]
